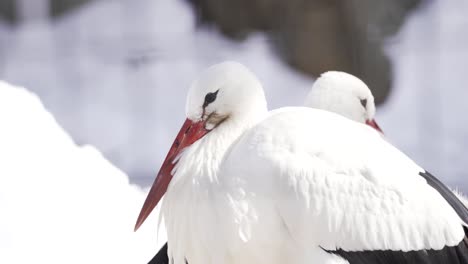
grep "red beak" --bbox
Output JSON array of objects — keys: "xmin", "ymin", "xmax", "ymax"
[
  {"xmin": 365, "ymin": 119, "xmax": 383, "ymax": 134},
  {"xmin": 134, "ymin": 118, "xmax": 209, "ymax": 231}
]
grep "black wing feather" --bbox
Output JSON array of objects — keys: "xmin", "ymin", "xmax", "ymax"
[
  {"xmin": 327, "ymin": 230, "xmax": 468, "ymax": 264},
  {"xmin": 420, "ymin": 171, "xmax": 468, "ymax": 224},
  {"xmin": 148, "ymin": 172, "xmax": 468, "ymax": 264},
  {"xmin": 327, "ymin": 171, "xmax": 468, "ymax": 264},
  {"xmin": 148, "ymin": 243, "xmax": 168, "ymax": 264}
]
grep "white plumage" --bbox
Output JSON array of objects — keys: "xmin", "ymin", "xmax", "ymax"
[
  {"xmin": 222, "ymin": 108, "xmax": 464, "ymax": 257},
  {"xmin": 137, "ymin": 62, "xmax": 468, "ymax": 264},
  {"xmin": 304, "ymin": 71, "xmax": 376, "ymax": 124},
  {"xmin": 304, "ymin": 71, "xmax": 468, "ymax": 208}
]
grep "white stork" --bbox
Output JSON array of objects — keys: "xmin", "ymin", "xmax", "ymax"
[
  {"xmin": 304, "ymin": 71, "xmax": 382, "ymax": 133},
  {"xmin": 136, "ymin": 62, "xmax": 468, "ymax": 264},
  {"xmin": 304, "ymin": 71, "xmax": 468, "ymax": 208}
]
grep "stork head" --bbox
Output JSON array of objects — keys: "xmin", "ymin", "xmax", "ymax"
[
  {"xmin": 185, "ymin": 61, "xmax": 267, "ymax": 130},
  {"xmin": 134, "ymin": 61, "xmax": 267, "ymax": 231},
  {"xmin": 304, "ymin": 71, "xmax": 382, "ymax": 133}
]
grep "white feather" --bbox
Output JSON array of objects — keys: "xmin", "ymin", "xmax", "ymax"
[
  {"xmin": 304, "ymin": 71, "xmax": 376, "ymax": 123},
  {"xmin": 220, "ymin": 108, "xmax": 465, "ymax": 261},
  {"xmin": 160, "ymin": 63, "xmax": 465, "ymax": 264},
  {"xmin": 305, "ymin": 71, "xmax": 468, "ymax": 215}
]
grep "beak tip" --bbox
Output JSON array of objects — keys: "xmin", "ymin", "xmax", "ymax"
[
  {"xmin": 133, "ymin": 118, "xmax": 208, "ymax": 233},
  {"xmin": 134, "ymin": 215, "xmax": 145, "ymax": 232},
  {"xmin": 366, "ymin": 119, "xmax": 383, "ymax": 134}
]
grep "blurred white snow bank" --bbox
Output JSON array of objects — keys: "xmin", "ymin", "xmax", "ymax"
[
  {"xmin": 0, "ymin": 0, "xmax": 465, "ymax": 192},
  {"xmin": 0, "ymin": 81, "xmax": 165, "ymax": 263},
  {"xmin": 0, "ymin": 0, "xmax": 313, "ymax": 186}
]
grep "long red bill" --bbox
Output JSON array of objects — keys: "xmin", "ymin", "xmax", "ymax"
[
  {"xmin": 365, "ymin": 119, "xmax": 384, "ymax": 134},
  {"xmin": 134, "ymin": 118, "xmax": 209, "ymax": 231}
]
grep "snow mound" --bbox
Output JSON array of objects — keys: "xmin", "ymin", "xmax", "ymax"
[
  {"xmin": 0, "ymin": 81, "xmax": 165, "ymax": 263},
  {"xmin": 0, "ymin": 0, "xmax": 313, "ymax": 184}
]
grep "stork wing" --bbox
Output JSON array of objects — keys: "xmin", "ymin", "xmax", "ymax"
[{"xmin": 222, "ymin": 108, "xmax": 467, "ymax": 263}]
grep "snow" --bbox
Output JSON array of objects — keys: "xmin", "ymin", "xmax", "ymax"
[
  {"xmin": 0, "ymin": 0, "xmax": 465, "ymax": 193},
  {"xmin": 0, "ymin": 0, "xmax": 312, "ymax": 186},
  {"xmin": 0, "ymin": 0, "xmax": 466, "ymax": 260},
  {"xmin": 0, "ymin": 81, "xmax": 166, "ymax": 263}
]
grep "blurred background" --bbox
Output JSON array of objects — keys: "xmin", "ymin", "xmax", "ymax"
[{"xmin": 0, "ymin": 0, "xmax": 466, "ymax": 191}]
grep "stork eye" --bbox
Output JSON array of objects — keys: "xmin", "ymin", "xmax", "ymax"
[
  {"xmin": 203, "ymin": 89, "xmax": 219, "ymax": 108},
  {"xmin": 360, "ymin": 99, "xmax": 367, "ymax": 109}
]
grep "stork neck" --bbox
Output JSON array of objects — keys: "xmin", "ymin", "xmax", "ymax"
[{"xmin": 173, "ymin": 108, "xmax": 266, "ymax": 184}]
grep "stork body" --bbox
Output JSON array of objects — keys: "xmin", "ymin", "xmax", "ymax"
[
  {"xmin": 304, "ymin": 71, "xmax": 468, "ymax": 208},
  {"xmin": 137, "ymin": 63, "xmax": 468, "ymax": 264},
  {"xmin": 220, "ymin": 107, "xmax": 468, "ymax": 263}
]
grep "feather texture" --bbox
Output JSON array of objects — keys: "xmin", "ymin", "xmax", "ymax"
[
  {"xmin": 327, "ymin": 228, "xmax": 468, "ymax": 264},
  {"xmin": 220, "ymin": 107, "xmax": 466, "ymax": 263}
]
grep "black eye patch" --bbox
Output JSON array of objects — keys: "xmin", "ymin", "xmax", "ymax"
[
  {"xmin": 360, "ymin": 99, "xmax": 367, "ymax": 109},
  {"xmin": 203, "ymin": 89, "xmax": 219, "ymax": 108}
]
